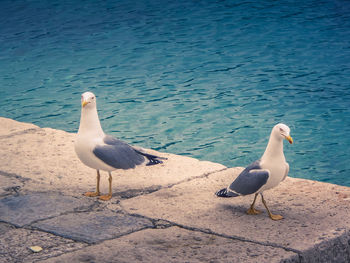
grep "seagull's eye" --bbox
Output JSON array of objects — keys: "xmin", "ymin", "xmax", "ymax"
[
  {"xmin": 279, "ymin": 128, "xmax": 284, "ymax": 132},
  {"xmin": 92, "ymin": 97, "xmax": 95, "ymax": 100}
]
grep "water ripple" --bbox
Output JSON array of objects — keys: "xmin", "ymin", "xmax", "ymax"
[{"xmin": 0, "ymin": 0, "xmax": 350, "ymax": 186}]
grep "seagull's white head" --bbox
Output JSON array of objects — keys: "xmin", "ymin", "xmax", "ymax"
[
  {"xmin": 81, "ymin": 92, "xmax": 96, "ymax": 109},
  {"xmin": 273, "ymin": 123, "xmax": 293, "ymax": 144}
]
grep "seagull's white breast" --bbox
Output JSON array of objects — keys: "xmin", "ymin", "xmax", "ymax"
[
  {"xmin": 259, "ymin": 158, "xmax": 288, "ymax": 192},
  {"xmin": 74, "ymin": 133, "xmax": 116, "ymax": 172}
]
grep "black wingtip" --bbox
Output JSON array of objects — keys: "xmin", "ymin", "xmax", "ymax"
[
  {"xmin": 146, "ymin": 159, "xmax": 163, "ymax": 166},
  {"xmin": 134, "ymin": 149, "xmax": 165, "ymax": 166},
  {"xmin": 216, "ymin": 188, "xmax": 230, "ymax": 197}
]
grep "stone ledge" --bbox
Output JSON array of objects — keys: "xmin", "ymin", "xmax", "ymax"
[{"xmin": 0, "ymin": 117, "xmax": 349, "ymax": 263}]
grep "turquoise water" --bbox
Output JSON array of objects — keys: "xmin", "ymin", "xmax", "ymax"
[{"xmin": 1, "ymin": 0, "xmax": 350, "ymax": 186}]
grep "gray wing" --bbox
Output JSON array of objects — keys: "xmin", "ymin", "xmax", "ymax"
[
  {"xmin": 93, "ymin": 135, "xmax": 145, "ymax": 169},
  {"xmin": 228, "ymin": 160, "xmax": 269, "ymax": 196}
]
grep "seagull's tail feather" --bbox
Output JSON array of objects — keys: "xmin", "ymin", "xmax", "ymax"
[
  {"xmin": 134, "ymin": 150, "xmax": 167, "ymax": 166},
  {"xmin": 216, "ymin": 188, "xmax": 239, "ymax": 198}
]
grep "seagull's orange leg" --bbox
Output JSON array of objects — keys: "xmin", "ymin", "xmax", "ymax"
[
  {"xmin": 99, "ymin": 172, "xmax": 112, "ymax": 201},
  {"xmin": 261, "ymin": 193, "xmax": 283, "ymax": 220},
  {"xmin": 84, "ymin": 170, "xmax": 101, "ymax": 197},
  {"xmin": 246, "ymin": 193, "xmax": 261, "ymax": 215}
]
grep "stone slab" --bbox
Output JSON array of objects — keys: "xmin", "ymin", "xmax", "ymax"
[
  {"xmin": 0, "ymin": 117, "xmax": 225, "ymax": 198},
  {"xmin": 39, "ymin": 227, "xmax": 299, "ymax": 263},
  {"xmin": 33, "ymin": 210, "xmax": 153, "ymax": 244},
  {"xmin": 121, "ymin": 168, "xmax": 350, "ymax": 260},
  {"xmin": 0, "ymin": 222, "xmax": 86, "ymax": 263},
  {"xmin": 0, "ymin": 193, "xmax": 94, "ymax": 227}
]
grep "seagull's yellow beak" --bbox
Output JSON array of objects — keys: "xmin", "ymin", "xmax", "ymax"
[
  {"xmin": 82, "ymin": 100, "xmax": 88, "ymax": 107},
  {"xmin": 285, "ymin": 135, "xmax": 293, "ymax": 144}
]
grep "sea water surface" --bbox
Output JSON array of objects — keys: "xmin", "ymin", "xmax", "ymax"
[{"xmin": 1, "ymin": 0, "xmax": 350, "ymax": 186}]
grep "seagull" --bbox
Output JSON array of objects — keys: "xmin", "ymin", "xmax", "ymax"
[
  {"xmin": 216, "ymin": 123, "xmax": 293, "ymax": 220},
  {"xmin": 74, "ymin": 91, "xmax": 165, "ymax": 201}
]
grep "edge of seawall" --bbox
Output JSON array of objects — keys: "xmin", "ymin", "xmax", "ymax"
[{"xmin": 0, "ymin": 116, "xmax": 350, "ymax": 263}]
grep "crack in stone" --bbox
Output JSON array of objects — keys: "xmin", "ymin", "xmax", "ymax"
[
  {"xmin": 115, "ymin": 185, "xmax": 162, "ymax": 199},
  {"xmin": 31, "ymin": 213, "xmax": 153, "ymax": 245},
  {"xmin": 121, "ymin": 209, "xmax": 303, "ymax": 257},
  {"xmin": 23, "ymin": 200, "xmax": 102, "ymax": 228},
  {"xmin": 28, "ymin": 227, "xmax": 92, "ymax": 245},
  {"xmin": 86, "ymin": 226, "xmax": 153, "ymax": 245},
  {"xmin": 171, "ymin": 222, "xmax": 303, "ymax": 255},
  {"xmin": 115, "ymin": 204, "xmax": 306, "ymax": 258},
  {"xmin": 164, "ymin": 167, "xmax": 229, "ymax": 190}
]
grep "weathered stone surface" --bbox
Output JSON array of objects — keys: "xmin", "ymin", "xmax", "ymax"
[
  {"xmin": 39, "ymin": 227, "xmax": 299, "ymax": 263},
  {"xmin": 33, "ymin": 210, "xmax": 153, "ymax": 244},
  {"xmin": 0, "ymin": 117, "xmax": 225, "ymax": 198},
  {"xmin": 1, "ymin": 117, "xmax": 350, "ymax": 262},
  {"xmin": 121, "ymin": 168, "xmax": 350, "ymax": 259},
  {"xmin": 0, "ymin": 193, "xmax": 94, "ymax": 227},
  {"xmin": 0, "ymin": 222, "xmax": 86, "ymax": 263},
  {"xmin": 0, "ymin": 117, "xmax": 39, "ymax": 137}
]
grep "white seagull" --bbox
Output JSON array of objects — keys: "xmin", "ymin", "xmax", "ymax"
[
  {"xmin": 216, "ymin": 123, "xmax": 293, "ymax": 220},
  {"xmin": 75, "ymin": 91, "xmax": 165, "ymax": 201}
]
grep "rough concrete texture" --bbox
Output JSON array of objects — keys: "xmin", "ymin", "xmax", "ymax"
[
  {"xmin": 33, "ymin": 210, "xmax": 154, "ymax": 244},
  {"xmin": 0, "ymin": 222, "xmax": 87, "ymax": 263},
  {"xmin": 0, "ymin": 193, "xmax": 95, "ymax": 227},
  {"xmin": 0, "ymin": 117, "xmax": 350, "ymax": 262},
  {"xmin": 40, "ymin": 227, "xmax": 299, "ymax": 263},
  {"xmin": 0, "ymin": 118, "xmax": 38, "ymax": 136}
]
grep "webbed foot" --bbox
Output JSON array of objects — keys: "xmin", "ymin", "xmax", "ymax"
[
  {"xmin": 84, "ymin": 191, "xmax": 100, "ymax": 197},
  {"xmin": 246, "ymin": 207, "xmax": 262, "ymax": 215},
  {"xmin": 269, "ymin": 214, "xmax": 283, "ymax": 221},
  {"xmin": 99, "ymin": 194, "xmax": 112, "ymax": 201}
]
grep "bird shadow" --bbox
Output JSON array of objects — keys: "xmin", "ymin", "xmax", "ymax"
[
  {"xmin": 216, "ymin": 202, "xmax": 303, "ymax": 223},
  {"xmin": 217, "ymin": 203, "xmax": 249, "ymax": 217}
]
